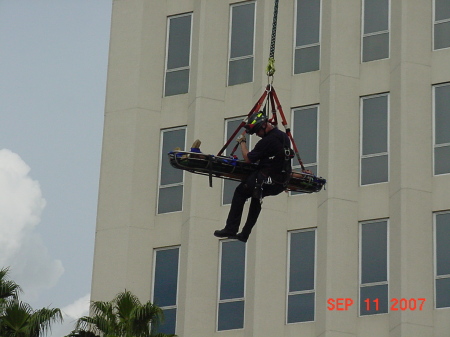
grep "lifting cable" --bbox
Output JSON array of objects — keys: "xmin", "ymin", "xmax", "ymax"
[{"xmin": 266, "ymin": 0, "xmax": 279, "ymax": 79}]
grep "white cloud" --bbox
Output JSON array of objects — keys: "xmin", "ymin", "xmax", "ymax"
[
  {"xmin": 0, "ymin": 149, "xmax": 44, "ymax": 260},
  {"xmin": 62, "ymin": 293, "xmax": 90, "ymax": 320},
  {"xmin": 0, "ymin": 149, "xmax": 64, "ymax": 301},
  {"xmin": 50, "ymin": 294, "xmax": 91, "ymax": 337}
]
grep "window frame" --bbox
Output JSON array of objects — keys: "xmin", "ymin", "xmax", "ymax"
[
  {"xmin": 227, "ymin": 1, "xmax": 256, "ymax": 86},
  {"xmin": 217, "ymin": 239, "xmax": 247, "ymax": 331},
  {"xmin": 293, "ymin": 0, "xmax": 322, "ymax": 74},
  {"xmin": 361, "ymin": 0, "xmax": 390, "ymax": 62},
  {"xmin": 290, "ymin": 104, "xmax": 320, "ymax": 195},
  {"xmin": 433, "ymin": 83, "xmax": 450, "ymax": 176},
  {"xmin": 434, "ymin": 211, "xmax": 450, "ymax": 309},
  {"xmin": 151, "ymin": 246, "xmax": 181, "ymax": 334},
  {"xmin": 286, "ymin": 228, "xmax": 317, "ymax": 324},
  {"xmin": 164, "ymin": 12, "xmax": 193, "ymax": 96},
  {"xmin": 433, "ymin": 0, "xmax": 450, "ymax": 50},
  {"xmin": 360, "ymin": 93, "xmax": 390, "ymax": 186},
  {"xmin": 221, "ymin": 117, "xmax": 254, "ymax": 205},
  {"xmin": 157, "ymin": 127, "xmax": 187, "ymax": 214},
  {"xmin": 358, "ymin": 219, "xmax": 389, "ymax": 316}
]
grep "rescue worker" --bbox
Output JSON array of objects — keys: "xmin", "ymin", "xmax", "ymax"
[{"xmin": 214, "ymin": 111, "xmax": 292, "ymax": 242}]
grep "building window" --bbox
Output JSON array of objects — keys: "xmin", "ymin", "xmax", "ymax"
[
  {"xmin": 287, "ymin": 229, "xmax": 316, "ymax": 323},
  {"xmin": 228, "ymin": 2, "xmax": 255, "ymax": 86},
  {"xmin": 294, "ymin": 0, "xmax": 321, "ymax": 74},
  {"xmin": 434, "ymin": 83, "xmax": 450, "ymax": 175},
  {"xmin": 164, "ymin": 13, "xmax": 192, "ymax": 96},
  {"xmin": 158, "ymin": 127, "xmax": 186, "ymax": 214},
  {"xmin": 434, "ymin": 0, "xmax": 450, "ymax": 50},
  {"xmin": 362, "ymin": 0, "xmax": 389, "ymax": 62},
  {"xmin": 218, "ymin": 240, "xmax": 246, "ymax": 331},
  {"xmin": 435, "ymin": 212, "xmax": 450, "ymax": 308},
  {"xmin": 359, "ymin": 220, "xmax": 389, "ymax": 316},
  {"xmin": 152, "ymin": 247, "xmax": 180, "ymax": 335},
  {"xmin": 222, "ymin": 117, "xmax": 253, "ymax": 205},
  {"xmin": 291, "ymin": 105, "xmax": 319, "ymax": 195},
  {"xmin": 360, "ymin": 94, "xmax": 389, "ymax": 185}
]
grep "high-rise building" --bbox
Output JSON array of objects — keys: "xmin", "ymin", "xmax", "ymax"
[{"xmin": 91, "ymin": 0, "xmax": 450, "ymax": 336}]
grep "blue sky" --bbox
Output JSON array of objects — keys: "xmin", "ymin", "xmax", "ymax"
[{"xmin": 0, "ymin": 1, "xmax": 112, "ymax": 335}]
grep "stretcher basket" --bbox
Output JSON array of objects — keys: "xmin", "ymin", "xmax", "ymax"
[{"xmin": 168, "ymin": 150, "xmax": 326, "ymax": 193}]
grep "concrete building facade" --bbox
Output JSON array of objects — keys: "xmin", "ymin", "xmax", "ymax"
[{"xmin": 91, "ymin": 0, "xmax": 450, "ymax": 336}]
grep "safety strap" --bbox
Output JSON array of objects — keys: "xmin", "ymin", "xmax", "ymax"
[
  {"xmin": 217, "ymin": 88, "xmax": 270, "ymax": 157},
  {"xmin": 207, "ymin": 155, "xmax": 214, "ymax": 187},
  {"xmin": 219, "ymin": 85, "xmax": 306, "ymax": 171},
  {"xmin": 270, "ymin": 87, "xmax": 305, "ymax": 171}
]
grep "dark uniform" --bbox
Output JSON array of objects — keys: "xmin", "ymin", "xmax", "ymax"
[{"xmin": 224, "ymin": 127, "xmax": 291, "ymax": 241}]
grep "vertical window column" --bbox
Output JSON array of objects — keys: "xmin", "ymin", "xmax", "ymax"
[
  {"xmin": 294, "ymin": 0, "xmax": 321, "ymax": 74},
  {"xmin": 287, "ymin": 229, "xmax": 316, "ymax": 323},
  {"xmin": 217, "ymin": 240, "xmax": 246, "ymax": 331},
  {"xmin": 359, "ymin": 220, "xmax": 389, "ymax": 315},
  {"xmin": 434, "ymin": 0, "xmax": 450, "ymax": 50},
  {"xmin": 228, "ymin": 2, "xmax": 255, "ymax": 86},
  {"xmin": 152, "ymin": 247, "xmax": 180, "ymax": 335},
  {"xmin": 362, "ymin": 0, "xmax": 389, "ymax": 62},
  {"xmin": 434, "ymin": 212, "xmax": 450, "ymax": 308},
  {"xmin": 291, "ymin": 105, "xmax": 319, "ymax": 195},
  {"xmin": 360, "ymin": 94, "xmax": 389, "ymax": 185},
  {"xmin": 433, "ymin": 83, "xmax": 450, "ymax": 175},
  {"xmin": 164, "ymin": 13, "xmax": 192, "ymax": 96},
  {"xmin": 158, "ymin": 127, "xmax": 186, "ymax": 214}
]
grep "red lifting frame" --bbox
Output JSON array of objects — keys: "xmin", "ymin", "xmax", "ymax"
[{"xmin": 217, "ymin": 85, "xmax": 306, "ymax": 171}]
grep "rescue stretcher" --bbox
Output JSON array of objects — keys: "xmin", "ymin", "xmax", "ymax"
[{"xmin": 168, "ymin": 150, "xmax": 326, "ymax": 194}]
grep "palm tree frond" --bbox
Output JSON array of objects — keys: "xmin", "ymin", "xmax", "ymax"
[
  {"xmin": 0, "ymin": 299, "xmax": 62, "ymax": 337},
  {"xmin": 28, "ymin": 307, "xmax": 63, "ymax": 336},
  {"xmin": 65, "ymin": 330, "xmax": 100, "ymax": 337},
  {"xmin": 0, "ymin": 268, "xmax": 22, "ymax": 300},
  {"xmin": 70, "ymin": 290, "xmax": 170, "ymax": 337}
]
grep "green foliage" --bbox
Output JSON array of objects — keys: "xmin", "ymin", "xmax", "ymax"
[
  {"xmin": 1, "ymin": 268, "xmax": 173, "ymax": 337},
  {"xmin": 67, "ymin": 290, "xmax": 175, "ymax": 337},
  {"xmin": 0, "ymin": 267, "xmax": 63, "ymax": 337},
  {"xmin": 0, "ymin": 268, "xmax": 22, "ymax": 300},
  {"xmin": 0, "ymin": 300, "xmax": 63, "ymax": 337}
]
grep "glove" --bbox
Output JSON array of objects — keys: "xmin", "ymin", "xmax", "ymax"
[{"xmin": 237, "ymin": 134, "xmax": 246, "ymax": 144}]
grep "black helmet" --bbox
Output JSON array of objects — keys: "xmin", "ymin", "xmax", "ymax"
[{"xmin": 245, "ymin": 111, "xmax": 268, "ymax": 134}]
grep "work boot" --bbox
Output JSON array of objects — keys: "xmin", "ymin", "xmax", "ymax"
[
  {"xmin": 214, "ymin": 228, "xmax": 237, "ymax": 238},
  {"xmin": 234, "ymin": 233, "xmax": 248, "ymax": 243},
  {"xmin": 191, "ymin": 139, "xmax": 201, "ymax": 150}
]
